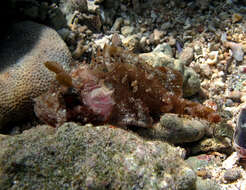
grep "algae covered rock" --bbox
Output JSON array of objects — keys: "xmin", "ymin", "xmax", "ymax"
[
  {"xmin": 139, "ymin": 51, "xmax": 175, "ymax": 68},
  {"xmin": 0, "ymin": 123, "xmax": 196, "ymax": 190},
  {"xmin": 196, "ymin": 178, "xmax": 222, "ymax": 190},
  {"xmin": 139, "ymin": 47, "xmax": 200, "ymax": 98},
  {"xmin": 183, "ymin": 66, "xmax": 200, "ymax": 97},
  {"xmin": 0, "ymin": 21, "xmax": 72, "ymax": 129}
]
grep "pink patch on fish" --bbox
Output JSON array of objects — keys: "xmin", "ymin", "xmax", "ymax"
[{"xmin": 84, "ymin": 86, "xmax": 115, "ymax": 120}]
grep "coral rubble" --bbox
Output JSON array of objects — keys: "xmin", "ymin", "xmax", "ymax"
[{"xmin": 34, "ymin": 43, "xmax": 220, "ymax": 128}]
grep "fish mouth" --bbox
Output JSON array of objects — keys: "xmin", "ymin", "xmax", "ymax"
[{"xmin": 234, "ymin": 142, "xmax": 246, "ymax": 159}]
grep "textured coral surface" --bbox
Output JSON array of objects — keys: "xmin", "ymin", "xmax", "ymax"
[
  {"xmin": 0, "ymin": 21, "xmax": 71, "ymax": 129},
  {"xmin": 35, "ymin": 44, "xmax": 220, "ymax": 128}
]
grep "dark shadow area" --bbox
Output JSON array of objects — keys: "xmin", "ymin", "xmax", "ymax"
[
  {"xmin": 0, "ymin": 21, "xmax": 44, "ymax": 71},
  {"xmin": 0, "ymin": 113, "xmax": 40, "ymax": 135}
]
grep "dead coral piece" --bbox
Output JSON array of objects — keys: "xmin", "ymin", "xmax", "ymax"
[{"xmin": 35, "ymin": 44, "xmax": 220, "ymax": 128}]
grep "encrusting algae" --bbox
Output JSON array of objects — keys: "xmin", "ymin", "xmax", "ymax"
[{"xmin": 34, "ymin": 36, "xmax": 221, "ymax": 128}]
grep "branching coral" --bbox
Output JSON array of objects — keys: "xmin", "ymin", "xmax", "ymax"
[{"xmin": 34, "ymin": 43, "xmax": 221, "ymax": 128}]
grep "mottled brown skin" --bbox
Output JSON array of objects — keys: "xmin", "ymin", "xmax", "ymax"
[
  {"xmin": 0, "ymin": 21, "xmax": 71, "ymax": 129},
  {"xmin": 34, "ymin": 44, "xmax": 220, "ymax": 128}
]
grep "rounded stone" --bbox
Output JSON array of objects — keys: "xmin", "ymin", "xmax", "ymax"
[
  {"xmin": 121, "ymin": 26, "xmax": 135, "ymax": 36},
  {"xmin": 136, "ymin": 114, "xmax": 206, "ymax": 144},
  {"xmin": 183, "ymin": 66, "xmax": 200, "ymax": 97},
  {"xmin": 224, "ymin": 168, "xmax": 242, "ymax": 183},
  {"xmin": 179, "ymin": 47, "xmax": 194, "ymax": 65},
  {"xmin": 158, "ymin": 114, "xmax": 206, "ymax": 144}
]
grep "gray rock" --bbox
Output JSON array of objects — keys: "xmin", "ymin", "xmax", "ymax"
[
  {"xmin": 87, "ymin": 0, "xmax": 100, "ymax": 13},
  {"xmin": 111, "ymin": 17, "xmax": 123, "ymax": 31},
  {"xmin": 196, "ymin": 0, "xmax": 211, "ymax": 10},
  {"xmin": 100, "ymin": 8, "xmax": 115, "ymax": 26},
  {"xmin": 186, "ymin": 155, "xmax": 223, "ymax": 190},
  {"xmin": 122, "ymin": 34, "xmax": 140, "ymax": 52},
  {"xmin": 196, "ymin": 177, "xmax": 222, "ymax": 190},
  {"xmin": 139, "ymin": 51, "xmax": 175, "ymax": 68},
  {"xmin": 161, "ymin": 21, "xmax": 172, "ymax": 30},
  {"xmin": 159, "ymin": 114, "xmax": 206, "ymax": 143},
  {"xmin": 223, "ymin": 168, "xmax": 242, "ymax": 183},
  {"xmin": 179, "ymin": 47, "xmax": 194, "ymax": 65},
  {"xmin": 213, "ymin": 123, "xmax": 234, "ymax": 140},
  {"xmin": 183, "ymin": 66, "xmax": 200, "ymax": 97},
  {"xmin": 153, "ymin": 43, "xmax": 173, "ymax": 58},
  {"xmin": 174, "ymin": 59, "xmax": 185, "ymax": 74},
  {"xmin": 94, "ymin": 35, "xmax": 111, "ymax": 48},
  {"xmin": 57, "ymin": 28, "xmax": 71, "ymax": 41},
  {"xmin": 189, "ymin": 137, "xmax": 233, "ymax": 155},
  {"xmin": 60, "ymin": 0, "xmax": 88, "ymax": 26},
  {"xmin": 139, "ymin": 36, "xmax": 147, "ymax": 49},
  {"xmin": 103, "ymin": 0, "xmax": 121, "ymax": 9},
  {"xmin": 136, "ymin": 114, "xmax": 206, "ymax": 144},
  {"xmin": 186, "ymin": 155, "xmax": 217, "ymax": 172},
  {"xmin": 140, "ymin": 48, "xmax": 199, "ymax": 97},
  {"xmin": 153, "ymin": 29, "xmax": 165, "ymax": 44},
  {"xmin": 47, "ymin": 7, "xmax": 67, "ymax": 30},
  {"xmin": 121, "ymin": 26, "xmax": 135, "ymax": 36},
  {"xmin": 0, "ymin": 123, "xmax": 196, "ymax": 190}
]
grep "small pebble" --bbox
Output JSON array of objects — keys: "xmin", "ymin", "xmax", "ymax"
[
  {"xmin": 206, "ymin": 51, "xmax": 218, "ymax": 65},
  {"xmin": 232, "ymin": 13, "xmax": 243, "ymax": 23},
  {"xmin": 225, "ymin": 99, "xmax": 234, "ymax": 107},
  {"xmin": 239, "ymin": 66, "xmax": 246, "ymax": 74},
  {"xmin": 222, "ymin": 152, "xmax": 239, "ymax": 169},
  {"xmin": 121, "ymin": 26, "xmax": 135, "ymax": 36},
  {"xmin": 241, "ymin": 95, "xmax": 246, "ymax": 103},
  {"xmin": 168, "ymin": 36, "xmax": 176, "ymax": 46},
  {"xmin": 111, "ymin": 17, "xmax": 123, "ymax": 31},
  {"xmin": 179, "ymin": 47, "xmax": 194, "ymax": 65},
  {"xmin": 227, "ymin": 90, "xmax": 242, "ymax": 102},
  {"xmin": 153, "ymin": 29, "xmax": 164, "ymax": 44},
  {"xmin": 223, "ymin": 168, "xmax": 242, "ymax": 183}
]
